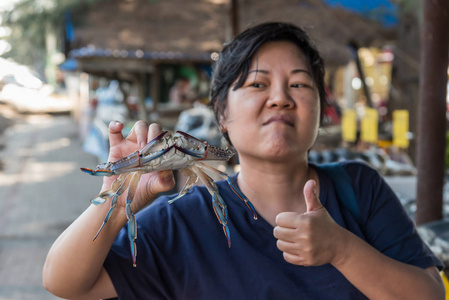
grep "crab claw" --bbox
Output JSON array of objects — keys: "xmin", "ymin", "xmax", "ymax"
[
  {"xmin": 80, "ymin": 168, "xmax": 94, "ymax": 175},
  {"xmin": 80, "ymin": 168, "xmax": 113, "ymax": 176}
]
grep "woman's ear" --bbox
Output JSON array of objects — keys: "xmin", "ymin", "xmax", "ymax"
[
  {"xmin": 220, "ymin": 123, "xmax": 228, "ymax": 133},
  {"xmin": 217, "ymin": 110, "xmax": 228, "ymax": 133}
]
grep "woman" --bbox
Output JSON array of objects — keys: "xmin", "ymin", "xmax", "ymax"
[{"xmin": 43, "ymin": 22, "xmax": 444, "ymax": 299}]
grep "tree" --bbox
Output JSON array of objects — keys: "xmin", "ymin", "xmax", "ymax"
[{"xmin": 0, "ymin": 0, "xmax": 101, "ymax": 82}]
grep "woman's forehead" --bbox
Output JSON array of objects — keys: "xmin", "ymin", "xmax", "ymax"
[{"xmin": 249, "ymin": 41, "xmax": 309, "ymax": 67}]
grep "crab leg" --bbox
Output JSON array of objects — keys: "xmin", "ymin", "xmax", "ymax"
[
  {"xmin": 197, "ymin": 162, "xmax": 258, "ymax": 220},
  {"xmin": 90, "ymin": 174, "xmax": 128, "ymax": 205},
  {"xmin": 168, "ymin": 168, "xmax": 198, "ymax": 204},
  {"xmin": 93, "ymin": 173, "xmax": 134, "ymax": 241},
  {"xmin": 193, "ymin": 166, "xmax": 231, "ymax": 247},
  {"xmin": 193, "ymin": 166, "xmax": 228, "ymax": 220},
  {"xmin": 124, "ymin": 171, "xmax": 142, "ymax": 267}
]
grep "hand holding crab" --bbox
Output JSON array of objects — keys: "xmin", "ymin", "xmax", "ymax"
[
  {"xmin": 102, "ymin": 121, "xmax": 176, "ymax": 212},
  {"xmin": 82, "ymin": 121, "xmax": 257, "ymax": 267}
]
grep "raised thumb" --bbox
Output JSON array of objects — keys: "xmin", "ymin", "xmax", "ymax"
[{"xmin": 304, "ymin": 180, "xmax": 323, "ymax": 213}]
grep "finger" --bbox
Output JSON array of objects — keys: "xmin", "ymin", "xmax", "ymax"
[
  {"xmin": 273, "ymin": 226, "xmax": 298, "ymax": 242},
  {"xmin": 127, "ymin": 120, "xmax": 149, "ymax": 148},
  {"xmin": 148, "ymin": 123, "xmax": 163, "ymax": 141},
  {"xmin": 108, "ymin": 120, "xmax": 125, "ymax": 147},
  {"xmin": 304, "ymin": 180, "xmax": 323, "ymax": 213},
  {"xmin": 141, "ymin": 170, "xmax": 175, "ymax": 200},
  {"xmin": 276, "ymin": 239, "xmax": 297, "ymax": 253},
  {"xmin": 275, "ymin": 212, "xmax": 300, "ymax": 228},
  {"xmin": 155, "ymin": 170, "xmax": 176, "ymax": 192},
  {"xmin": 283, "ymin": 252, "xmax": 304, "ymax": 266},
  {"xmin": 273, "ymin": 225, "xmax": 295, "ymax": 238},
  {"xmin": 274, "ymin": 227, "xmax": 299, "ymax": 243}
]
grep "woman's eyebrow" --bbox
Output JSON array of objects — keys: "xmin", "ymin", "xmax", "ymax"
[
  {"xmin": 248, "ymin": 69, "xmax": 311, "ymax": 76},
  {"xmin": 248, "ymin": 69, "xmax": 268, "ymax": 75},
  {"xmin": 291, "ymin": 69, "xmax": 312, "ymax": 76}
]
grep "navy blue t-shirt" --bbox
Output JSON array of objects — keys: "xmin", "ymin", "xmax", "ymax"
[{"xmin": 104, "ymin": 161, "xmax": 443, "ymax": 299}]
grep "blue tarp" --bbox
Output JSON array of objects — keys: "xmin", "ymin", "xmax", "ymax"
[
  {"xmin": 58, "ymin": 58, "xmax": 78, "ymax": 71},
  {"xmin": 65, "ymin": 11, "xmax": 75, "ymax": 42},
  {"xmin": 325, "ymin": 0, "xmax": 398, "ymax": 27}
]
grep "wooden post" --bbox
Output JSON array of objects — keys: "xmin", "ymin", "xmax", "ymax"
[
  {"xmin": 230, "ymin": 0, "xmax": 239, "ymax": 37},
  {"xmin": 415, "ymin": 0, "xmax": 449, "ymax": 225}
]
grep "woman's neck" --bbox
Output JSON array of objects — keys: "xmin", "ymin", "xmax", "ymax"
[{"xmin": 235, "ymin": 155, "xmax": 318, "ymax": 226}]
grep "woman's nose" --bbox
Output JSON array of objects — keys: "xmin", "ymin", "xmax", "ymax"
[{"xmin": 266, "ymin": 86, "xmax": 295, "ymax": 109}]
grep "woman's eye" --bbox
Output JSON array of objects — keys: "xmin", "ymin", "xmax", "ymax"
[
  {"xmin": 251, "ymin": 82, "xmax": 265, "ymax": 88},
  {"xmin": 291, "ymin": 83, "xmax": 307, "ymax": 88}
]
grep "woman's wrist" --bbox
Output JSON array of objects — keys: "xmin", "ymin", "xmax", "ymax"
[{"xmin": 330, "ymin": 226, "xmax": 354, "ymax": 268}]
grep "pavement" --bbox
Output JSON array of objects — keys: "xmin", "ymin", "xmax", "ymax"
[
  {"xmin": 0, "ymin": 109, "xmax": 421, "ymax": 300},
  {"xmin": 0, "ymin": 112, "xmax": 103, "ymax": 300}
]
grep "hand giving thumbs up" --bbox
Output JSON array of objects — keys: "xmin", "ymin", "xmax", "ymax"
[{"xmin": 273, "ymin": 180, "xmax": 345, "ymax": 266}]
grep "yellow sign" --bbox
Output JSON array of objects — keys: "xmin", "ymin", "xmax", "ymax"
[
  {"xmin": 361, "ymin": 108, "xmax": 378, "ymax": 143},
  {"xmin": 393, "ymin": 110, "xmax": 409, "ymax": 148},
  {"xmin": 341, "ymin": 109, "xmax": 357, "ymax": 142}
]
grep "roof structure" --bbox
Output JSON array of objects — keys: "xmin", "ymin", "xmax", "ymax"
[
  {"xmin": 238, "ymin": 0, "xmax": 396, "ymax": 67},
  {"xmin": 70, "ymin": 0, "xmax": 228, "ymax": 64},
  {"xmin": 68, "ymin": 0, "xmax": 397, "ymax": 69}
]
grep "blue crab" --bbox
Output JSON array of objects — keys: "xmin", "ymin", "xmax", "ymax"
[{"xmin": 81, "ymin": 130, "xmax": 257, "ymax": 266}]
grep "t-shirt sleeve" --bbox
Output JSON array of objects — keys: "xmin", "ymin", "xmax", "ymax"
[{"xmin": 343, "ymin": 162, "xmax": 444, "ymax": 271}]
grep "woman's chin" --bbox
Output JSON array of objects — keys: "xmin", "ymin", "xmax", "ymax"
[{"xmin": 255, "ymin": 146, "xmax": 305, "ymax": 163}]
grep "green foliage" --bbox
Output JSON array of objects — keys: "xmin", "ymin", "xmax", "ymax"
[
  {"xmin": 0, "ymin": 0, "xmax": 102, "ymax": 72},
  {"xmin": 391, "ymin": 0, "xmax": 422, "ymax": 22}
]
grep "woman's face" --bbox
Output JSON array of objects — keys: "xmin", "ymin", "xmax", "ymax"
[{"xmin": 222, "ymin": 41, "xmax": 320, "ymax": 163}]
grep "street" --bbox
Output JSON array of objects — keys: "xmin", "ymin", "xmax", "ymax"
[{"xmin": 0, "ymin": 112, "xmax": 102, "ymax": 299}]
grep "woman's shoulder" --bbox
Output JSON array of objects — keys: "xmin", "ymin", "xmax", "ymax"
[
  {"xmin": 315, "ymin": 160, "xmax": 384, "ymax": 202},
  {"xmin": 314, "ymin": 160, "xmax": 380, "ymax": 183},
  {"xmin": 338, "ymin": 160, "xmax": 381, "ymax": 182},
  {"xmin": 338, "ymin": 159, "xmax": 377, "ymax": 171}
]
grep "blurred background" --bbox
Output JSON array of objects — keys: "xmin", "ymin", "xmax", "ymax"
[{"xmin": 0, "ymin": 0, "xmax": 448, "ymax": 298}]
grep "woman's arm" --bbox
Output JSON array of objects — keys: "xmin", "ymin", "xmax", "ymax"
[
  {"xmin": 43, "ymin": 121, "xmax": 175, "ymax": 299},
  {"xmin": 274, "ymin": 180, "xmax": 445, "ymax": 300},
  {"xmin": 43, "ymin": 201, "xmax": 126, "ymax": 299},
  {"xmin": 333, "ymin": 229, "xmax": 444, "ymax": 300}
]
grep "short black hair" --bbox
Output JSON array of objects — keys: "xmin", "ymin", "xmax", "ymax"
[{"xmin": 209, "ymin": 22, "xmax": 327, "ymax": 144}]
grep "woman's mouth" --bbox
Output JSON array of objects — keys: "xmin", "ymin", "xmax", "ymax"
[{"xmin": 263, "ymin": 115, "xmax": 295, "ymax": 126}]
